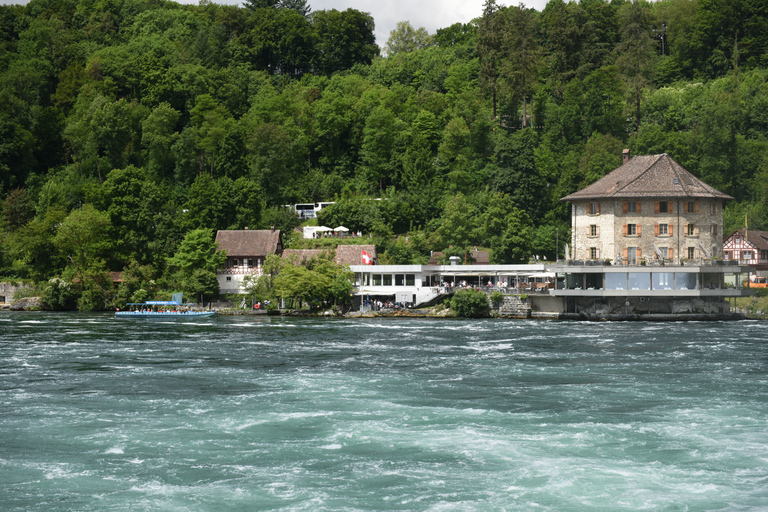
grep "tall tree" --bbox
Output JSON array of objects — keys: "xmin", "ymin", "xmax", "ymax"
[
  {"xmin": 477, "ymin": 0, "xmax": 505, "ymax": 120},
  {"xmin": 503, "ymin": 4, "xmax": 542, "ymax": 128},
  {"xmin": 614, "ymin": 0, "xmax": 657, "ymax": 132},
  {"xmin": 385, "ymin": 21, "xmax": 434, "ymax": 56}
]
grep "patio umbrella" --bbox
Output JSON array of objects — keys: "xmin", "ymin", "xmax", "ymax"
[{"xmin": 334, "ymin": 226, "xmax": 349, "ymax": 231}]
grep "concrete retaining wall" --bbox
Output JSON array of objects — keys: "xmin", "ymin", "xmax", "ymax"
[{"xmin": 0, "ymin": 282, "xmax": 34, "ymax": 303}]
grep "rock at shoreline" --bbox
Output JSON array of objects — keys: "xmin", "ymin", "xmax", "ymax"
[{"xmin": 10, "ymin": 297, "xmax": 42, "ymax": 311}]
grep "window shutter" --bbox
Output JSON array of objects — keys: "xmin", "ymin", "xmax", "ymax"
[
  {"xmin": 637, "ymin": 202, "xmax": 641, "ymax": 214},
  {"xmin": 694, "ymin": 225, "xmax": 699, "ymax": 236},
  {"xmin": 668, "ymin": 201, "xmax": 673, "ymax": 213},
  {"xmin": 596, "ymin": 248, "xmax": 600, "ymax": 259},
  {"xmin": 637, "ymin": 248, "xmax": 642, "ymax": 259},
  {"xmin": 655, "ymin": 201, "xmax": 660, "ymax": 214},
  {"xmin": 596, "ymin": 226, "xmax": 600, "ymax": 236},
  {"xmin": 669, "ymin": 224, "xmax": 674, "ymax": 236},
  {"xmin": 669, "ymin": 248, "xmax": 673, "ymax": 259},
  {"xmin": 623, "ymin": 201, "xmax": 628, "ymax": 214},
  {"xmin": 623, "ymin": 224, "xmax": 628, "ymax": 236},
  {"xmin": 596, "ymin": 202, "xmax": 600, "ymax": 214},
  {"xmin": 695, "ymin": 202, "xmax": 699, "ymax": 214},
  {"xmin": 655, "ymin": 224, "xmax": 659, "ymax": 236},
  {"xmin": 637, "ymin": 225, "xmax": 642, "ymax": 236},
  {"xmin": 623, "ymin": 248, "xmax": 628, "ymax": 261}
]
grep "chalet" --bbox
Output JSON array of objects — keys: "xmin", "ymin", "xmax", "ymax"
[
  {"xmin": 215, "ymin": 229, "xmax": 283, "ymax": 294},
  {"xmin": 561, "ymin": 152, "xmax": 732, "ymax": 264},
  {"xmin": 723, "ymin": 229, "xmax": 768, "ymax": 271}
]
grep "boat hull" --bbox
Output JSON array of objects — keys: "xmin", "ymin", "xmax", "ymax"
[{"xmin": 115, "ymin": 311, "xmax": 216, "ymax": 318}]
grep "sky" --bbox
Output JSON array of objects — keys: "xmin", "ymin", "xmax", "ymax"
[{"xmin": 0, "ymin": 0, "xmax": 551, "ymax": 47}]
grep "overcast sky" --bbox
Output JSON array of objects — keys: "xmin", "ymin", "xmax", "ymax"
[{"xmin": 0, "ymin": 0, "xmax": 551, "ymax": 48}]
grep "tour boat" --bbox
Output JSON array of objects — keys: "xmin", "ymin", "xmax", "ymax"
[{"xmin": 115, "ymin": 298, "xmax": 215, "ymax": 318}]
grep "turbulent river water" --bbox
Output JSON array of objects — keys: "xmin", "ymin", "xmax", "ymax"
[{"xmin": 1, "ymin": 312, "xmax": 767, "ymax": 511}]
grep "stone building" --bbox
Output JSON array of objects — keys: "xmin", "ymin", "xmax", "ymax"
[{"xmin": 561, "ymin": 152, "xmax": 732, "ymax": 264}]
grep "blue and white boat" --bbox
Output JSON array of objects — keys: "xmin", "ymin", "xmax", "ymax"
[{"xmin": 115, "ymin": 294, "xmax": 215, "ymax": 318}]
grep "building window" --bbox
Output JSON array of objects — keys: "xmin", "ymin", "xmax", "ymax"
[
  {"xmin": 248, "ymin": 259, "xmax": 254, "ymax": 267},
  {"xmin": 656, "ymin": 201, "xmax": 671, "ymax": 214},
  {"xmin": 687, "ymin": 247, "xmax": 696, "ymax": 259},
  {"xmin": 685, "ymin": 201, "xmax": 698, "ymax": 214},
  {"xmin": 762, "ymin": 250, "xmax": 768, "ymax": 261},
  {"xmin": 657, "ymin": 223, "xmax": 669, "ymax": 236},
  {"xmin": 406, "ymin": 274, "xmax": 415, "ymax": 286},
  {"xmin": 233, "ymin": 259, "xmax": 239, "ymax": 266},
  {"xmin": 373, "ymin": 274, "xmax": 382, "ymax": 286},
  {"xmin": 658, "ymin": 247, "xmax": 669, "ymax": 260},
  {"xmin": 383, "ymin": 274, "xmax": 392, "ymax": 286},
  {"xmin": 589, "ymin": 247, "xmax": 600, "ymax": 260},
  {"xmin": 588, "ymin": 202, "xmax": 600, "ymax": 215},
  {"xmin": 725, "ymin": 251, "xmax": 732, "ymax": 260},
  {"xmin": 710, "ymin": 202, "xmax": 717, "ymax": 214},
  {"xmin": 686, "ymin": 223, "xmax": 697, "ymax": 236},
  {"xmin": 589, "ymin": 224, "xmax": 599, "ymax": 237},
  {"xmin": 226, "ymin": 277, "xmax": 231, "ymax": 281},
  {"xmin": 711, "ymin": 224, "xmax": 718, "ymax": 237},
  {"xmin": 743, "ymin": 251, "xmax": 753, "ymax": 261},
  {"xmin": 624, "ymin": 223, "xmax": 640, "ymax": 236},
  {"xmin": 623, "ymin": 201, "xmax": 639, "ymax": 214},
  {"xmin": 626, "ymin": 247, "xmax": 639, "ymax": 264},
  {"xmin": 395, "ymin": 274, "xmax": 405, "ymax": 286}
]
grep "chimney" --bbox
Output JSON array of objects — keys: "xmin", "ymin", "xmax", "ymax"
[
  {"xmin": 622, "ymin": 148, "xmax": 630, "ymax": 164},
  {"xmin": 244, "ymin": 226, "xmax": 248, "ymax": 230},
  {"xmin": 271, "ymin": 226, "xmax": 275, "ymax": 232}
]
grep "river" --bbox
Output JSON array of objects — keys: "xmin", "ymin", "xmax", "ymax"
[{"xmin": 1, "ymin": 313, "xmax": 766, "ymax": 510}]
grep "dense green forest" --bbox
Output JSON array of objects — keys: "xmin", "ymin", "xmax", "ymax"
[{"xmin": 1, "ymin": 0, "xmax": 768, "ymax": 309}]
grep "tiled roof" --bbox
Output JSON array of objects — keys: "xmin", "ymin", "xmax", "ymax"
[
  {"xmin": 215, "ymin": 230, "xmax": 283, "ymax": 257},
  {"xmin": 335, "ymin": 245, "xmax": 377, "ymax": 266},
  {"xmin": 726, "ymin": 229, "xmax": 768, "ymax": 251},
  {"xmin": 281, "ymin": 249, "xmax": 329, "ymax": 265},
  {"xmin": 281, "ymin": 245, "xmax": 378, "ymax": 266},
  {"xmin": 429, "ymin": 251, "xmax": 490, "ymax": 265},
  {"xmin": 561, "ymin": 154, "xmax": 733, "ymax": 201}
]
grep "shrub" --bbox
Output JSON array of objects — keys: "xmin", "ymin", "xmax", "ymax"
[
  {"xmin": 490, "ymin": 290, "xmax": 504, "ymax": 305},
  {"xmin": 40, "ymin": 278, "xmax": 79, "ymax": 311},
  {"xmin": 753, "ymin": 288, "xmax": 768, "ymax": 298},
  {"xmin": 450, "ymin": 289, "xmax": 490, "ymax": 318}
]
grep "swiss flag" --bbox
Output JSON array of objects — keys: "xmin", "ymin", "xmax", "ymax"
[{"xmin": 361, "ymin": 250, "xmax": 373, "ymax": 265}]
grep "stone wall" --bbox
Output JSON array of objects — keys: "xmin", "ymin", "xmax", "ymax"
[
  {"xmin": 0, "ymin": 282, "xmax": 34, "ymax": 303},
  {"xmin": 573, "ymin": 198, "xmax": 723, "ymax": 263},
  {"xmin": 489, "ymin": 294, "xmax": 532, "ymax": 318}
]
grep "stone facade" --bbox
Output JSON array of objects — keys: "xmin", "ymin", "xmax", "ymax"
[
  {"xmin": 572, "ymin": 197, "xmax": 724, "ymax": 264},
  {"xmin": 489, "ymin": 294, "xmax": 532, "ymax": 318},
  {"xmin": 563, "ymin": 154, "xmax": 730, "ymax": 264}
]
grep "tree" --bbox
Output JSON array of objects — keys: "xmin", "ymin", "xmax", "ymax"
[
  {"xmin": 614, "ymin": 0, "xmax": 657, "ymax": 132},
  {"xmin": 385, "ymin": 21, "xmax": 434, "ymax": 56},
  {"xmin": 53, "ymin": 204, "xmax": 111, "ymax": 277},
  {"xmin": 491, "ymin": 207, "xmax": 534, "ymax": 264},
  {"xmin": 311, "ymin": 9, "xmax": 379, "ymax": 75},
  {"xmin": 477, "ymin": 0, "xmax": 505, "ymax": 120},
  {"xmin": 503, "ymin": 4, "xmax": 542, "ymax": 128},
  {"xmin": 166, "ymin": 228, "xmax": 225, "ymax": 299},
  {"xmin": 2, "ymin": 188, "xmax": 35, "ymax": 231}
]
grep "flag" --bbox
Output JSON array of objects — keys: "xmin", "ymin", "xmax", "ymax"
[{"xmin": 362, "ymin": 250, "xmax": 373, "ymax": 265}]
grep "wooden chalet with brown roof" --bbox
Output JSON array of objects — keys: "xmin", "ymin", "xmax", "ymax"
[
  {"xmin": 561, "ymin": 152, "xmax": 732, "ymax": 265},
  {"xmin": 215, "ymin": 229, "xmax": 283, "ymax": 294},
  {"xmin": 723, "ymin": 229, "xmax": 768, "ymax": 270}
]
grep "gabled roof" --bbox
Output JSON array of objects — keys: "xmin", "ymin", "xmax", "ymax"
[
  {"xmin": 725, "ymin": 229, "xmax": 768, "ymax": 252},
  {"xmin": 335, "ymin": 245, "xmax": 377, "ymax": 266},
  {"xmin": 281, "ymin": 245, "xmax": 377, "ymax": 266},
  {"xmin": 215, "ymin": 230, "xmax": 282, "ymax": 257},
  {"xmin": 561, "ymin": 154, "xmax": 733, "ymax": 201},
  {"xmin": 281, "ymin": 249, "xmax": 329, "ymax": 265}
]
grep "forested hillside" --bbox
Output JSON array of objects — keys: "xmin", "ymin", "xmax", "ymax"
[{"xmin": 1, "ymin": 0, "xmax": 767, "ymax": 308}]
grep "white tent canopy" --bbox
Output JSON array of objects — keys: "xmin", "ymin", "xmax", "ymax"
[
  {"xmin": 334, "ymin": 226, "xmax": 349, "ymax": 231},
  {"xmin": 316, "ymin": 226, "xmax": 332, "ymax": 231}
]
